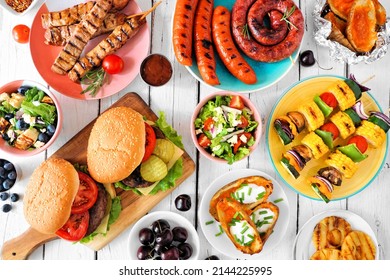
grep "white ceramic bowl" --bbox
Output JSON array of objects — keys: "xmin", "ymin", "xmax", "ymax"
[
  {"xmin": 0, "ymin": 0, "xmax": 38, "ymax": 16},
  {"xmin": 128, "ymin": 211, "xmax": 200, "ymax": 260}
]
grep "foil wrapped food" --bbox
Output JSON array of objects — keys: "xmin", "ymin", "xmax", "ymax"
[{"xmin": 313, "ymin": 0, "xmax": 389, "ymax": 64}]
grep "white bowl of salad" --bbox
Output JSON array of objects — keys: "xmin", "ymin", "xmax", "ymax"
[
  {"xmin": 0, "ymin": 80, "xmax": 62, "ymax": 157},
  {"xmin": 191, "ymin": 92, "xmax": 262, "ymax": 164}
]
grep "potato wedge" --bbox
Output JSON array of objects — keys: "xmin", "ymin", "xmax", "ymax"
[{"xmin": 250, "ymin": 202, "xmax": 279, "ymax": 244}]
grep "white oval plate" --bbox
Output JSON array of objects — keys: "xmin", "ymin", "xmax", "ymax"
[
  {"xmin": 128, "ymin": 211, "xmax": 200, "ymax": 260},
  {"xmin": 293, "ymin": 209, "xmax": 379, "ymax": 260},
  {"xmin": 199, "ymin": 169, "xmax": 290, "ymax": 259}
]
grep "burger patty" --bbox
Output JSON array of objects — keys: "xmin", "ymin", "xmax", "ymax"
[
  {"xmin": 121, "ymin": 166, "xmax": 153, "ymax": 188},
  {"xmin": 86, "ymin": 185, "xmax": 108, "ymax": 236}
]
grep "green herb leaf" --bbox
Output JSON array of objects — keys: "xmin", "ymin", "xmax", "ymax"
[
  {"xmin": 80, "ymin": 67, "xmax": 107, "ymax": 97},
  {"xmin": 274, "ymin": 198, "xmax": 284, "ymax": 204},
  {"xmin": 280, "ymin": 5, "xmax": 298, "ymax": 30},
  {"xmin": 241, "ymin": 24, "xmax": 250, "ymax": 40}
]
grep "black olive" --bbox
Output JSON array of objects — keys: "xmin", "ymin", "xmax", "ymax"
[
  {"xmin": 2, "ymin": 204, "xmax": 12, "ymax": 213},
  {"xmin": 10, "ymin": 193, "xmax": 19, "ymax": 202},
  {"xmin": 17, "ymin": 86, "xmax": 32, "ymax": 95},
  {"xmin": 16, "ymin": 119, "xmax": 29, "ymax": 131},
  {"xmin": 38, "ymin": 133, "xmax": 50, "ymax": 143},
  {"xmin": 175, "ymin": 194, "xmax": 192, "ymax": 211},
  {"xmin": 300, "ymin": 50, "xmax": 316, "ymax": 67},
  {"xmin": 46, "ymin": 124, "xmax": 56, "ymax": 136},
  {"xmin": 0, "ymin": 192, "xmax": 9, "ymax": 201},
  {"xmin": 4, "ymin": 113, "xmax": 14, "ymax": 121},
  {"xmin": 205, "ymin": 255, "xmax": 220, "ymax": 260}
]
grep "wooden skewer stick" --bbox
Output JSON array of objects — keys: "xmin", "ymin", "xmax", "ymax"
[
  {"xmin": 126, "ymin": 1, "xmax": 162, "ymax": 20},
  {"xmin": 360, "ymin": 75, "xmax": 375, "ymax": 85}
]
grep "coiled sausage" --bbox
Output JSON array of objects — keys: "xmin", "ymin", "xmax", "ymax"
[{"xmin": 232, "ymin": 0, "xmax": 304, "ymax": 62}]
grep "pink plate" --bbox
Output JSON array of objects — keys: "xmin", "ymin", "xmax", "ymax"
[{"xmin": 30, "ymin": 0, "xmax": 150, "ymax": 100}]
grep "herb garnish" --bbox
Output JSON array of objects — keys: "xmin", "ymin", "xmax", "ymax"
[
  {"xmin": 274, "ymin": 198, "xmax": 284, "ymax": 204},
  {"xmin": 80, "ymin": 67, "xmax": 107, "ymax": 97},
  {"xmin": 241, "ymin": 24, "xmax": 251, "ymax": 40},
  {"xmin": 280, "ymin": 6, "xmax": 297, "ymax": 30}
]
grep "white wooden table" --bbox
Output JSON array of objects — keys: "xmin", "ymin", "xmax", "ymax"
[{"xmin": 0, "ymin": 0, "xmax": 389, "ymax": 260}]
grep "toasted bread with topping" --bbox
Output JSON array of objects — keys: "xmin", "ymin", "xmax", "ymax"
[
  {"xmin": 209, "ymin": 176, "xmax": 273, "ymax": 221},
  {"xmin": 216, "ymin": 198, "xmax": 263, "ymax": 255},
  {"xmin": 250, "ymin": 202, "xmax": 279, "ymax": 243}
]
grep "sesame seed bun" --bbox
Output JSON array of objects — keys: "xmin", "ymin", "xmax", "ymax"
[
  {"xmin": 87, "ymin": 107, "xmax": 146, "ymax": 183},
  {"xmin": 23, "ymin": 158, "xmax": 79, "ymax": 234}
]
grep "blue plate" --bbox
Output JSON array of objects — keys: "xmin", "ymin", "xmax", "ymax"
[{"xmin": 186, "ymin": 0, "xmax": 300, "ymax": 93}]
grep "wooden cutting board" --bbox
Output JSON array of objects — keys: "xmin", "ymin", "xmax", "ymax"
[{"xmin": 1, "ymin": 93, "xmax": 195, "ymax": 260}]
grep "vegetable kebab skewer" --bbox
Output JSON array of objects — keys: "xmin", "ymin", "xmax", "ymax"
[
  {"xmin": 274, "ymin": 78, "xmax": 362, "ymax": 145},
  {"xmin": 309, "ymin": 111, "xmax": 390, "ymax": 203}
]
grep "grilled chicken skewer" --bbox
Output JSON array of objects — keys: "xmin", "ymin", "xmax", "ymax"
[
  {"xmin": 41, "ymin": 0, "xmax": 130, "ymax": 28},
  {"xmin": 68, "ymin": 14, "xmax": 146, "ymax": 82},
  {"xmin": 44, "ymin": 13, "xmax": 127, "ymax": 46},
  {"xmin": 51, "ymin": 0, "xmax": 113, "ymax": 75}
]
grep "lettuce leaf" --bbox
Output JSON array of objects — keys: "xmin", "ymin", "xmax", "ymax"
[
  {"xmin": 148, "ymin": 158, "xmax": 183, "ymax": 195},
  {"xmin": 108, "ymin": 197, "xmax": 121, "ymax": 229},
  {"xmin": 155, "ymin": 112, "xmax": 184, "ymax": 149}
]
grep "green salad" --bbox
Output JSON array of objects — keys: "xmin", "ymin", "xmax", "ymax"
[{"xmin": 194, "ymin": 95, "xmax": 258, "ymax": 164}]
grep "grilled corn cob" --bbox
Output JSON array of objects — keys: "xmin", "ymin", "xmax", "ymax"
[
  {"xmin": 298, "ymin": 101, "xmax": 325, "ymax": 132},
  {"xmin": 330, "ymin": 111, "xmax": 355, "ymax": 139},
  {"xmin": 327, "ymin": 80, "xmax": 356, "ymax": 111},
  {"xmin": 355, "ymin": 120, "xmax": 386, "ymax": 148},
  {"xmin": 301, "ymin": 132, "xmax": 329, "ymax": 159},
  {"xmin": 325, "ymin": 150, "xmax": 358, "ymax": 179}
]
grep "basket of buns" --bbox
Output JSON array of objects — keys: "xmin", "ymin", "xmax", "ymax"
[{"xmin": 314, "ymin": 0, "xmax": 389, "ymax": 64}]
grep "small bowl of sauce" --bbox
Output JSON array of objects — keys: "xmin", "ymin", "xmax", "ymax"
[{"xmin": 140, "ymin": 54, "xmax": 173, "ymax": 87}]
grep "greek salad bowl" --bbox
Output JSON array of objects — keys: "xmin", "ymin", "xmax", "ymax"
[
  {"xmin": 0, "ymin": 80, "xmax": 62, "ymax": 157},
  {"xmin": 191, "ymin": 91, "xmax": 262, "ymax": 164}
]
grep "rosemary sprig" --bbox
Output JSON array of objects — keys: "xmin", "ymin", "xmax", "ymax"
[
  {"xmin": 241, "ymin": 24, "xmax": 250, "ymax": 40},
  {"xmin": 80, "ymin": 67, "xmax": 107, "ymax": 97},
  {"xmin": 280, "ymin": 6, "xmax": 298, "ymax": 30}
]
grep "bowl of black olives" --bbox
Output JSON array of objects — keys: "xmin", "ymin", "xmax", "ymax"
[
  {"xmin": 0, "ymin": 80, "xmax": 62, "ymax": 157},
  {"xmin": 129, "ymin": 211, "xmax": 200, "ymax": 260}
]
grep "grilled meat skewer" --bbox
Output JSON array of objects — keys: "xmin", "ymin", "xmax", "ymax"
[
  {"xmin": 68, "ymin": 15, "xmax": 146, "ymax": 82},
  {"xmin": 44, "ymin": 13, "xmax": 127, "ymax": 46},
  {"xmin": 41, "ymin": 0, "xmax": 130, "ymax": 28},
  {"xmin": 51, "ymin": 0, "xmax": 113, "ymax": 75}
]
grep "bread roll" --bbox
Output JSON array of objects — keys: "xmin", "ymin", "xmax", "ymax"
[
  {"xmin": 23, "ymin": 158, "xmax": 79, "ymax": 234},
  {"xmin": 87, "ymin": 106, "xmax": 146, "ymax": 183}
]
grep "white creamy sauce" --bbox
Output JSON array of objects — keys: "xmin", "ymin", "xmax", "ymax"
[
  {"xmin": 251, "ymin": 208, "xmax": 274, "ymax": 233},
  {"xmin": 233, "ymin": 184, "xmax": 266, "ymax": 204},
  {"xmin": 229, "ymin": 220, "xmax": 256, "ymax": 246}
]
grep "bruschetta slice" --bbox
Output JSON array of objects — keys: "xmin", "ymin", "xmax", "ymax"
[
  {"xmin": 209, "ymin": 176, "xmax": 273, "ymax": 221},
  {"xmin": 216, "ymin": 198, "xmax": 263, "ymax": 255},
  {"xmin": 250, "ymin": 202, "xmax": 279, "ymax": 243}
]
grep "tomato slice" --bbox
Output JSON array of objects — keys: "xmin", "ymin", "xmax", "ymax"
[
  {"xmin": 203, "ymin": 117, "xmax": 214, "ymax": 131},
  {"xmin": 142, "ymin": 122, "xmax": 157, "ymax": 162},
  {"xmin": 198, "ymin": 133, "xmax": 211, "ymax": 148},
  {"xmin": 71, "ymin": 171, "xmax": 98, "ymax": 214},
  {"xmin": 229, "ymin": 96, "xmax": 245, "ymax": 110},
  {"xmin": 237, "ymin": 115, "xmax": 249, "ymax": 128},
  {"xmin": 233, "ymin": 140, "xmax": 242, "ymax": 154},
  {"xmin": 348, "ymin": 135, "xmax": 368, "ymax": 153},
  {"xmin": 56, "ymin": 212, "xmax": 90, "ymax": 242},
  {"xmin": 320, "ymin": 92, "xmax": 338, "ymax": 109},
  {"xmin": 320, "ymin": 122, "xmax": 340, "ymax": 140}
]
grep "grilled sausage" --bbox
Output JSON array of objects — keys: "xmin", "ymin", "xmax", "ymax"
[
  {"xmin": 231, "ymin": 0, "xmax": 304, "ymax": 62},
  {"xmin": 44, "ymin": 13, "xmax": 127, "ymax": 46},
  {"xmin": 51, "ymin": 0, "xmax": 113, "ymax": 75},
  {"xmin": 68, "ymin": 15, "xmax": 146, "ymax": 82}
]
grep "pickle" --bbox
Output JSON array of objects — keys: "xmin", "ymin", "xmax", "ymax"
[
  {"xmin": 152, "ymin": 139, "xmax": 175, "ymax": 163},
  {"xmin": 140, "ymin": 155, "xmax": 168, "ymax": 182}
]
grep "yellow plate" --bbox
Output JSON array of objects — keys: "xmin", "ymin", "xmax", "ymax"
[{"xmin": 266, "ymin": 75, "xmax": 388, "ymax": 201}]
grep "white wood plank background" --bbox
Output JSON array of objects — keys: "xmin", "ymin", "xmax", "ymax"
[{"xmin": 0, "ymin": 0, "xmax": 389, "ymax": 260}]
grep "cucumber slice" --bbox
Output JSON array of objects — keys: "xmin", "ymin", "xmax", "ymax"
[
  {"xmin": 313, "ymin": 95, "xmax": 333, "ymax": 117},
  {"xmin": 153, "ymin": 139, "xmax": 175, "ymax": 163},
  {"xmin": 281, "ymin": 157, "xmax": 300, "ymax": 179},
  {"xmin": 274, "ymin": 122, "xmax": 292, "ymax": 145},
  {"xmin": 344, "ymin": 108, "xmax": 362, "ymax": 126},
  {"xmin": 368, "ymin": 115, "xmax": 390, "ymax": 133},
  {"xmin": 344, "ymin": 79, "xmax": 362, "ymax": 101},
  {"xmin": 140, "ymin": 155, "xmax": 168, "ymax": 182},
  {"xmin": 338, "ymin": 143, "xmax": 368, "ymax": 163},
  {"xmin": 311, "ymin": 184, "xmax": 330, "ymax": 203},
  {"xmin": 315, "ymin": 129, "xmax": 334, "ymax": 149}
]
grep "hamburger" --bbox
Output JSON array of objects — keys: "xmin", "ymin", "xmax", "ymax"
[
  {"xmin": 23, "ymin": 157, "xmax": 120, "ymax": 242},
  {"xmin": 87, "ymin": 106, "xmax": 184, "ymax": 195}
]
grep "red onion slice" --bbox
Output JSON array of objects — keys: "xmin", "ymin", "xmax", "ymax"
[
  {"xmin": 315, "ymin": 175, "xmax": 334, "ymax": 193},
  {"xmin": 287, "ymin": 150, "xmax": 305, "ymax": 170},
  {"xmin": 352, "ymin": 101, "xmax": 369, "ymax": 120},
  {"xmin": 371, "ymin": 111, "xmax": 390, "ymax": 127},
  {"xmin": 349, "ymin": 74, "xmax": 371, "ymax": 92}
]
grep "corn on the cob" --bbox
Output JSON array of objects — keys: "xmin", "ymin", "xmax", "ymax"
[
  {"xmin": 327, "ymin": 80, "xmax": 356, "ymax": 111},
  {"xmin": 298, "ymin": 101, "xmax": 325, "ymax": 132},
  {"xmin": 330, "ymin": 111, "xmax": 355, "ymax": 139},
  {"xmin": 355, "ymin": 120, "xmax": 386, "ymax": 148},
  {"xmin": 325, "ymin": 150, "xmax": 358, "ymax": 179},
  {"xmin": 301, "ymin": 132, "xmax": 329, "ymax": 159}
]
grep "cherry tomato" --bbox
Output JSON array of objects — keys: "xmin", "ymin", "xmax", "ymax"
[
  {"xmin": 203, "ymin": 117, "xmax": 214, "ymax": 131},
  {"xmin": 71, "ymin": 171, "xmax": 98, "ymax": 214},
  {"xmin": 56, "ymin": 212, "xmax": 90, "ymax": 241},
  {"xmin": 348, "ymin": 135, "xmax": 368, "ymax": 154},
  {"xmin": 197, "ymin": 134, "xmax": 211, "ymax": 148},
  {"xmin": 142, "ymin": 123, "xmax": 157, "ymax": 162},
  {"xmin": 102, "ymin": 54, "xmax": 124, "ymax": 74},
  {"xmin": 12, "ymin": 24, "xmax": 30, "ymax": 44},
  {"xmin": 237, "ymin": 115, "xmax": 249, "ymax": 128},
  {"xmin": 233, "ymin": 140, "xmax": 242, "ymax": 154},
  {"xmin": 320, "ymin": 92, "xmax": 338, "ymax": 109},
  {"xmin": 229, "ymin": 96, "xmax": 245, "ymax": 110},
  {"xmin": 320, "ymin": 122, "xmax": 340, "ymax": 140}
]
